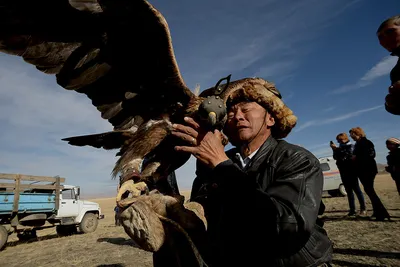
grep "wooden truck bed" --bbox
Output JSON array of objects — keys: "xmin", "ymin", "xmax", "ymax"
[{"xmin": 0, "ymin": 173, "xmax": 65, "ymax": 216}]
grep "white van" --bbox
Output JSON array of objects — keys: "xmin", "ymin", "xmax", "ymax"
[{"xmin": 318, "ymin": 156, "xmax": 347, "ymax": 197}]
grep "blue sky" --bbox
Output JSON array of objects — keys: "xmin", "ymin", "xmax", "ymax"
[{"xmin": 0, "ymin": 0, "xmax": 399, "ymax": 198}]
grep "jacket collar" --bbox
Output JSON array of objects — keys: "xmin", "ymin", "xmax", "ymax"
[{"xmin": 239, "ymin": 136, "xmax": 278, "ymax": 172}]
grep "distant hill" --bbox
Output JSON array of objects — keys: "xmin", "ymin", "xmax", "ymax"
[{"xmin": 377, "ymin": 163, "xmax": 388, "ymax": 173}]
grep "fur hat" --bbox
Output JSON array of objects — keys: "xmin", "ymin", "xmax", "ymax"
[
  {"xmin": 386, "ymin": 137, "xmax": 400, "ymax": 145},
  {"xmin": 222, "ymin": 77, "xmax": 297, "ymax": 139}
]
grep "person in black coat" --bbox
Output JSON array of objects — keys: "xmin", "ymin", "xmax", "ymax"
[
  {"xmin": 385, "ymin": 137, "xmax": 400, "ymax": 195},
  {"xmin": 331, "ymin": 133, "xmax": 366, "ymax": 216},
  {"xmin": 349, "ymin": 127, "xmax": 390, "ymax": 221}
]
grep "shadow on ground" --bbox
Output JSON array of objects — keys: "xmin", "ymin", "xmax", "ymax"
[
  {"xmin": 332, "ymin": 259, "xmax": 382, "ymax": 267},
  {"xmin": 6, "ymin": 233, "xmax": 60, "ymax": 247},
  {"xmin": 320, "ymin": 215, "xmax": 399, "ymax": 222},
  {"xmin": 97, "ymin": 264, "xmax": 125, "ymax": 267},
  {"xmin": 97, "ymin": 237, "xmax": 141, "ymax": 248},
  {"xmin": 324, "ymin": 208, "xmax": 399, "ymax": 214},
  {"xmin": 334, "ymin": 248, "xmax": 400, "ymax": 259}
]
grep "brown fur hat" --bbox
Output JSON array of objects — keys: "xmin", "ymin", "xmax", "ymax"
[{"xmin": 222, "ymin": 77, "xmax": 297, "ymax": 139}]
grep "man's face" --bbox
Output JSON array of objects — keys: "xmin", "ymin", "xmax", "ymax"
[
  {"xmin": 224, "ymin": 101, "xmax": 275, "ymax": 145},
  {"xmin": 378, "ymin": 22, "xmax": 400, "ymax": 52},
  {"xmin": 386, "ymin": 142, "xmax": 397, "ymax": 151}
]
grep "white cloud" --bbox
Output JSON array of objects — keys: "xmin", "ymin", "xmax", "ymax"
[
  {"xmin": 294, "ymin": 121, "xmax": 318, "ymax": 132},
  {"xmin": 295, "ymin": 105, "xmax": 382, "ymax": 132},
  {"xmin": 360, "ymin": 56, "xmax": 398, "ymax": 82},
  {"xmin": 331, "ymin": 56, "xmax": 398, "ymax": 94},
  {"xmin": 172, "ymin": 0, "xmax": 361, "ymax": 88},
  {"xmin": 323, "ymin": 105, "xmax": 382, "ymax": 123},
  {"xmin": 323, "ymin": 106, "xmax": 336, "ymax": 112}
]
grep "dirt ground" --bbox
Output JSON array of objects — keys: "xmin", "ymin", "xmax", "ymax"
[{"xmin": 0, "ymin": 174, "xmax": 399, "ymax": 267}]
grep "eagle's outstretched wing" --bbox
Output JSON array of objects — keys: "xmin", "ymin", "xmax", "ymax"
[{"xmin": 0, "ymin": 0, "xmax": 194, "ymax": 139}]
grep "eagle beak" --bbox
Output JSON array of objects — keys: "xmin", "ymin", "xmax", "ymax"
[{"xmin": 208, "ymin": 112, "xmax": 217, "ymax": 126}]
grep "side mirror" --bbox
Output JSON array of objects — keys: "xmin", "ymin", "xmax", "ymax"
[{"xmin": 75, "ymin": 187, "xmax": 80, "ymax": 200}]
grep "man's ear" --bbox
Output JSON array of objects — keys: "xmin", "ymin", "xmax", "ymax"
[{"xmin": 266, "ymin": 112, "xmax": 275, "ymax": 127}]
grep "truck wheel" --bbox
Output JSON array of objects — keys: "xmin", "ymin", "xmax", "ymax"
[
  {"xmin": 339, "ymin": 184, "xmax": 347, "ymax": 197},
  {"xmin": 0, "ymin": 225, "xmax": 8, "ymax": 251},
  {"xmin": 79, "ymin": 213, "xmax": 98, "ymax": 234}
]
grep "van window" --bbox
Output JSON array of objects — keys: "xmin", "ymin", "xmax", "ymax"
[{"xmin": 320, "ymin": 163, "xmax": 330, "ymax": 171}]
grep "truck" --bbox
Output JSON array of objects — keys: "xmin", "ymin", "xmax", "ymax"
[
  {"xmin": 0, "ymin": 173, "xmax": 104, "ymax": 251},
  {"xmin": 319, "ymin": 157, "xmax": 347, "ymax": 197}
]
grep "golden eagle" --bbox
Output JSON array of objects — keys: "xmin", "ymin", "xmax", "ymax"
[{"xmin": 0, "ymin": 0, "xmax": 283, "ymax": 200}]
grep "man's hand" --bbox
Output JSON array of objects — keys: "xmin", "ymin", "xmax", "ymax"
[
  {"xmin": 385, "ymin": 81, "xmax": 400, "ymax": 115},
  {"xmin": 172, "ymin": 117, "xmax": 229, "ymax": 168},
  {"xmin": 171, "ymin": 117, "xmax": 203, "ymax": 146}
]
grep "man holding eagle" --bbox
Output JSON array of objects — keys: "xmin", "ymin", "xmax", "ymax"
[{"xmin": 0, "ymin": 0, "xmax": 332, "ymax": 266}]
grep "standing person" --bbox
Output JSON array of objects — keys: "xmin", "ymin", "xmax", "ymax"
[
  {"xmin": 330, "ymin": 133, "xmax": 366, "ymax": 217},
  {"xmin": 114, "ymin": 205, "xmax": 121, "ymax": 226},
  {"xmin": 385, "ymin": 137, "xmax": 400, "ymax": 195},
  {"xmin": 349, "ymin": 127, "xmax": 391, "ymax": 221},
  {"xmin": 377, "ymin": 15, "xmax": 400, "ymax": 115},
  {"xmin": 173, "ymin": 80, "xmax": 333, "ymax": 267}
]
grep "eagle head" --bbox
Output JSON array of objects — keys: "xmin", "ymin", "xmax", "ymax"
[
  {"xmin": 196, "ymin": 74, "xmax": 231, "ymax": 130},
  {"xmin": 198, "ymin": 95, "xmax": 226, "ymax": 127}
]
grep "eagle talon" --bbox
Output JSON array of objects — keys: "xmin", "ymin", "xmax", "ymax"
[{"xmin": 116, "ymin": 180, "xmax": 149, "ymax": 208}]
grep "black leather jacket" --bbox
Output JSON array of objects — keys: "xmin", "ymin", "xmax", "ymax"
[
  {"xmin": 386, "ymin": 148, "xmax": 400, "ymax": 180},
  {"xmin": 353, "ymin": 137, "xmax": 378, "ymax": 177},
  {"xmin": 191, "ymin": 136, "xmax": 332, "ymax": 267},
  {"xmin": 332, "ymin": 142, "xmax": 355, "ymax": 176}
]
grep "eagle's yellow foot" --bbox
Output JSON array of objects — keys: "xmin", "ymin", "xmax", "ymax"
[{"xmin": 116, "ymin": 180, "xmax": 149, "ymax": 208}]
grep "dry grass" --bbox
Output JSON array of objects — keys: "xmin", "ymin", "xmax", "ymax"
[
  {"xmin": 321, "ymin": 174, "xmax": 400, "ymax": 267},
  {"xmin": 0, "ymin": 175, "xmax": 399, "ymax": 267}
]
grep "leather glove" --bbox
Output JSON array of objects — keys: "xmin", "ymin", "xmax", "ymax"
[{"xmin": 118, "ymin": 189, "xmax": 207, "ymax": 253}]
